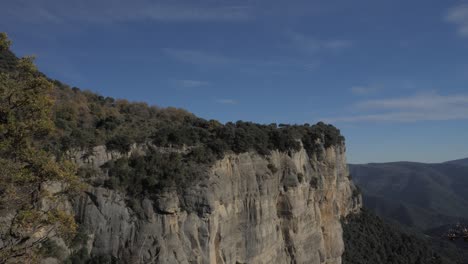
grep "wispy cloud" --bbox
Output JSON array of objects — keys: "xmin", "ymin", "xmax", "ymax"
[
  {"xmin": 446, "ymin": 4, "xmax": 468, "ymax": 37},
  {"xmin": 289, "ymin": 32, "xmax": 353, "ymax": 53},
  {"xmin": 163, "ymin": 48, "xmax": 319, "ymax": 72},
  {"xmin": 163, "ymin": 48, "xmax": 234, "ymax": 65},
  {"xmin": 304, "ymin": 61, "xmax": 321, "ymax": 71},
  {"xmin": 3, "ymin": 0, "xmax": 253, "ymax": 24},
  {"xmin": 356, "ymin": 92, "xmax": 468, "ymax": 110},
  {"xmin": 326, "ymin": 92, "xmax": 468, "ymax": 123},
  {"xmin": 172, "ymin": 79, "xmax": 209, "ymax": 88},
  {"xmin": 350, "ymin": 85, "xmax": 381, "ymax": 95},
  {"xmin": 216, "ymin": 99, "xmax": 237, "ymax": 105}
]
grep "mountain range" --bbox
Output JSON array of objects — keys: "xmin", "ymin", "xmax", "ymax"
[{"xmin": 350, "ymin": 158, "xmax": 468, "ymax": 231}]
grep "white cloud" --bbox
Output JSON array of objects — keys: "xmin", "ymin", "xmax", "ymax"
[
  {"xmin": 163, "ymin": 48, "xmax": 234, "ymax": 65},
  {"xmin": 326, "ymin": 92, "xmax": 468, "ymax": 123},
  {"xmin": 350, "ymin": 85, "xmax": 381, "ymax": 95},
  {"xmin": 289, "ymin": 32, "xmax": 353, "ymax": 53},
  {"xmin": 216, "ymin": 99, "xmax": 237, "ymax": 105},
  {"xmin": 304, "ymin": 61, "xmax": 321, "ymax": 71},
  {"xmin": 446, "ymin": 4, "xmax": 468, "ymax": 37},
  {"xmin": 173, "ymin": 79, "xmax": 209, "ymax": 88}
]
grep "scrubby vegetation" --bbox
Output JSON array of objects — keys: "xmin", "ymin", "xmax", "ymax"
[
  {"xmin": 48, "ymin": 81, "xmax": 344, "ymax": 158},
  {"xmin": 39, "ymin": 53, "xmax": 344, "ymax": 197},
  {"xmin": 103, "ymin": 149, "xmax": 208, "ymax": 195},
  {"xmin": 342, "ymin": 209, "xmax": 467, "ymax": 264},
  {"xmin": 100, "ymin": 118, "xmax": 344, "ymax": 198},
  {"xmin": 0, "ymin": 33, "xmax": 16, "ymax": 72}
]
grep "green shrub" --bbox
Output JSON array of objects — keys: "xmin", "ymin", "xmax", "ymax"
[
  {"xmin": 39, "ymin": 239, "xmax": 63, "ymax": 259},
  {"xmin": 106, "ymin": 134, "xmax": 132, "ymax": 153},
  {"xmin": 66, "ymin": 248, "xmax": 90, "ymax": 264}
]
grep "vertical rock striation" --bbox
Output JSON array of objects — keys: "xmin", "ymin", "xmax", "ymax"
[{"xmin": 73, "ymin": 142, "xmax": 361, "ymax": 264}]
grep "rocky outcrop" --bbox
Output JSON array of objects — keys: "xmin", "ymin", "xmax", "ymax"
[{"xmin": 71, "ymin": 141, "xmax": 361, "ymax": 264}]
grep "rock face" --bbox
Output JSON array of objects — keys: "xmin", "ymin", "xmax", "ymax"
[{"xmin": 73, "ymin": 142, "xmax": 361, "ymax": 264}]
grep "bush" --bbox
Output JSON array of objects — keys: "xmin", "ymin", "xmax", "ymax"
[
  {"xmin": 103, "ymin": 148, "xmax": 208, "ymax": 196},
  {"xmin": 66, "ymin": 248, "xmax": 90, "ymax": 264},
  {"xmin": 106, "ymin": 135, "xmax": 132, "ymax": 153},
  {"xmin": 39, "ymin": 239, "xmax": 63, "ymax": 259},
  {"xmin": 47, "ymin": 79, "xmax": 344, "ymax": 158}
]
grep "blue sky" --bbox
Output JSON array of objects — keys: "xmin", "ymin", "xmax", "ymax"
[{"xmin": 2, "ymin": 0, "xmax": 468, "ymax": 163}]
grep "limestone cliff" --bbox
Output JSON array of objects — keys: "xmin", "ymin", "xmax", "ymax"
[{"xmin": 71, "ymin": 141, "xmax": 361, "ymax": 264}]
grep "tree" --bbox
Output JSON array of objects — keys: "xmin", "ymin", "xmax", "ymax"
[
  {"xmin": 0, "ymin": 33, "xmax": 11, "ymax": 51},
  {"xmin": 0, "ymin": 33, "xmax": 81, "ymax": 262}
]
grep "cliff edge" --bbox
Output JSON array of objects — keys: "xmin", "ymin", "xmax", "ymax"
[{"xmin": 72, "ymin": 141, "xmax": 361, "ymax": 264}]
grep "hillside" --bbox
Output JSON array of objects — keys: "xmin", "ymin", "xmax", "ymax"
[
  {"xmin": 342, "ymin": 209, "xmax": 468, "ymax": 264},
  {"xmin": 349, "ymin": 161, "xmax": 468, "ymax": 231}
]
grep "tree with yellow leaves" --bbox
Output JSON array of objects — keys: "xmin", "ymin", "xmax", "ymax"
[{"xmin": 0, "ymin": 32, "xmax": 81, "ymax": 263}]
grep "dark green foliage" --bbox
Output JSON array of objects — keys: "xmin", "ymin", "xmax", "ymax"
[
  {"xmin": 125, "ymin": 198, "xmax": 145, "ymax": 218},
  {"xmin": 352, "ymin": 185, "xmax": 361, "ymax": 198},
  {"xmin": 66, "ymin": 248, "xmax": 90, "ymax": 264},
  {"xmin": 342, "ymin": 209, "xmax": 463, "ymax": 264},
  {"xmin": 65, "ymin": 225, "xmax": 91, "ymax": 264},
  {"xmin": 103, "ymin": 149, "xmax": 208, "ymax": 196},
  {"xmin": 106, "ymin": 134, "xmax": 132, "ymax": 153},
  {"xmin": 39, "ymin": 239, "xmax": 63, "ymax": 259},
  {"xmin": 38, "ymin": 78, "xmax": 344, "ymax": 157},
  {"xmin": 48, "ymin": 86, "xmax": 197, "ymax": 153},
  {"xmin": 0, "ymin": 44, "xmax": 17, "ymax": 72},
  {"xmin": 150, "ymin": 120, "xmax": 343, "ymax": 158},
  {"xmin": 45, "ymin": 82, "xmax": 345, "ymax": 198},
  {"xmin": 77, "ymin": 166, "xmax": 102, "ymax": 178},
  {"xmin": 70, "ymin": 226, "xmax": 89, "ymax": 249}
]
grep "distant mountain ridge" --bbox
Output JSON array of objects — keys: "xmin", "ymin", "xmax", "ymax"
[
  {"xmin": 444, "ymin": 158, "xmax": 468, "ymax": 167},
  {"xmin": 349, "ymin": 158, "xmax": 468, "ymax": 231}
]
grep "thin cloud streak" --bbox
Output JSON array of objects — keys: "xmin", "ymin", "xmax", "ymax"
[
  {"xmin": 3, "ymin": 0, "xmax": 253, "ymax": 24},
  {"xmin": 446, "ymin": 4, "xmax": 468, "ymax": 37},
  {"xmin": 326, "ymin": 92, "xmax": 468, "ymax": 123},
  {"xmin": 173, "ymin": 79, "xmax": 209, "ymax": 88},
  {"xmin": 216, "ymin": 99, "xmax": 237, "ymax": 105},
  {"xmin": 350, "ymin": 85, "xmax": 381, "ymax": 95},
  {"xmin": 357, "ymin": 93, "xmax": 468, "ymax": 110},
  {"xmin": 163, "ymin": 48, "xmax": 319, "ymax": 72},
  {"xmin": 163, "ymin": 48, "xmax": 234, "ymax": 65},
  {"xmin": 289, "ymin": 32, "xmax": 353, "ymax": 53}
]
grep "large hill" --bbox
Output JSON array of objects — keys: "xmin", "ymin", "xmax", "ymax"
[{"xmin": 350, "ymin": 160, "xmax": 468, "ymax": 230}]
